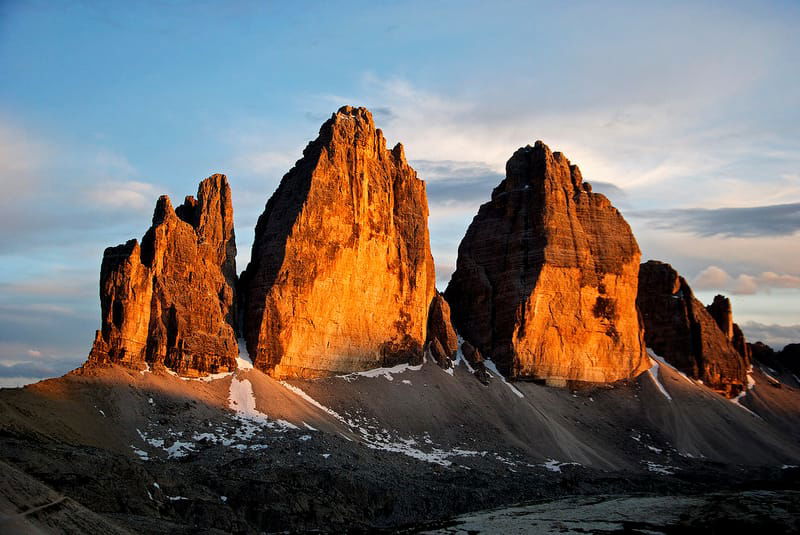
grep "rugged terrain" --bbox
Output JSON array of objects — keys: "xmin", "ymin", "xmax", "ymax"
[{"xmin": 1, "ymin": 347, "xmax": 798, "ymax": 533}]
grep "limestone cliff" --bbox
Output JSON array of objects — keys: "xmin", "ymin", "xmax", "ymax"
[
  {"xmin": 444, "ymin": 141, "xmax": 648, "ymax": 386},
  {"xmin": 87, "ymin": 175, "xmax": 238, "ymax": 376},
  {"xmin": 637, "ymin": 261, "xmax": 749, "ymax": 397},
  {"xmin": 241, "ymin": 106, "xmax": 436, "ymax": 378}
]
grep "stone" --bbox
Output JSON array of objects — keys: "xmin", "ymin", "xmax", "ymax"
[
  {"xmin": 426, "ymin": 293, "xmax": 459, "ymax": 368},
  {"xmin": 87, "ymin": 175, "xmax": 238, "ymax": 376},
  {"xmin": 444, "ymin": 141, "xmax": 648, "ymax": 386},
  {"xmin": 637, "ymin": 260, "xmax": 749, "ymax": 398},
  {"xmin": 241, "ymin": 106, "xmax": 436, "ymax": 378}
]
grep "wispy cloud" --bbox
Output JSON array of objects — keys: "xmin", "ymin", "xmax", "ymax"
[{"xmin": 631, "ymin": 203, "xmax": 800, "ymax": 238}]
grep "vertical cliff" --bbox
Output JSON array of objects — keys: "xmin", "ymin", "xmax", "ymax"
[
  {"xmin": 445, "ymin": 141, "xmax": 648, "ymax": 386},
  {"xmin": 637, "ymin": 261, "xmax": 749, "ymax": 397},
  {"xmin": 87, "ymin": 175, "xmax": 238, "ymax": 376},
  {"xmin": 241, "ymin": 106, "xmax": 436, "ymax": 378}
]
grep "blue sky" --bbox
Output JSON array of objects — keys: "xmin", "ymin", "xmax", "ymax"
[{"xmin": 1, "ymin": 0, "xmax": 799, "ymax": 386}]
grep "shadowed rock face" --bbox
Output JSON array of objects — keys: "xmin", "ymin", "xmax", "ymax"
[
  {"xmin": 241, "ymin": 106, "xmax": 436, "ymax": 378},
  {"xmin": 445, "ymin": 141, "xmax": 648, "ymax": 386},
  {"xmin": 706, "ymin": 294, "xmax": 752, "ymax": 362},
  {"xmin": 637, "ymin": 261, "xmax": 749, "ymax": 398},
  {"xmin": 87, "ymin": 175, "xmax": 238, "ymax": 376}
]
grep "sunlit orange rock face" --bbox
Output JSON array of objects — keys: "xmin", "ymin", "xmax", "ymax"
[
  {"xmin": 445, "ymin": 141, "xmax": 648, "ymax": 386},
  {"xmin": 240, "ymin": 106, "xmax": 436, "ymax": 378},
  {"xmin": 87, "ymin": 175, "xmax": 238, "ymax": 377},
  {"xmin": 637, "ymin": 261, "xmax": 749, "ymax": 397}
]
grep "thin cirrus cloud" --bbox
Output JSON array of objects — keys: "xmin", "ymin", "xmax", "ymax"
[{"xmin": 630, "ymin": 203, "xmax": 800, "ymax": 238}]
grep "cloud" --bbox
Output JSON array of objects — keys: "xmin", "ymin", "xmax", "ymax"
[
  {"xmin": 0, "ymin": 359, "xmax": 77, "ymax": 378},
  {"xmin": 412, "ymin": 159, "xmax": 502, "ymax": 206},
  {"xmin": 692, "ymin": 265, "xmax": 800, "ymax": 295},
  {"xmin": 86, "ymin": 180, "xmax": 160, "ymax": 210},
  {"xmin": 739, "ymin": 321, "xmax": 800, "ymax": 351},
  {"xmin": 589, "ymin": 181, "xmax": 628, "ymax": 205},
  {"xmin": 630, "ymin": 203, "xmax": 800, "ymax": 238}
]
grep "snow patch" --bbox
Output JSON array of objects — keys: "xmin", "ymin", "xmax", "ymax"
[
  {"xmin": 644, "ymin": 461, "xmax": 676, "ymax": 475},
  {"xmin": 131, "ymin": 446, "xmax": 149, "ymax": 461},
  {"xmin": 401, "ymin": 379, "xmax": 412, "ymax": 385},
  {"xmin": 540, "ymin": 459, "xmax": 580, "ymax": 472},
  {"xmin": 236, "ymin": 337, "xmax": 253, "ymax": 369},
  {"xmin": 646, "ymin": 355, "xmax": 672, "ymax": 401},
  {"xmin": 338, "ymin": 362, "xmax": 423, "ymax": 382},
  {"xmin": 279, "ymin": 381, "xmax": 347, "ymax": 422},
  {"xmin": 165, "ymin": 440, "xmax": 195, "ymax": 459},
  {"xmin": 646, "ymin": 348, "xmax": 694, "ymax": 385},
  {"xmin": 483, "ymin": 359, "xmax": 524, "ymax": 398},
  {"xmin": 453, "ymin": 335, "xmax": 475, "ymax": 373}
]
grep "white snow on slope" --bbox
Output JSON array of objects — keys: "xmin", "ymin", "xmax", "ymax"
[
  {"xmin": 453, "ymin": 335, "xmax": 475, "ymax": 373},
  {"xmin": 646, "ymin": 355, "xmax": 672, "ymax": 401},
  {"xmin": 229, "ymin": 376, "xmax": 297, "ymax": 432},
  {"xmin": 540, "ymin": 459, "xmax": 581, "ymax": 473},
  {"xmin": 484, "ymin": 359, "xmax": 525, "ymax": 398},
  {"xmin": 228, "ymin": 377, "xmax": 262, "ymax": 419},
  {"xmin": 236, "ymin": 337, "xmax": 253, "ymax": 370},
  {"xmin": 730, "ymin": 367, "xmax": 759, "ymax": 417},
  {"xmin": 279, "ymin": 380, "xmax": 482, "ymax": 466},
  {"xmin": 338, "ymin": 362, "xmax": 423, "ymax": 382},
  {"xmin": 279, "ymin": 381, "xmax": 347, "ymax": 421},
  {"xmin": 646, "ymin": 348, "xmax": 695, "ymax": 386}
]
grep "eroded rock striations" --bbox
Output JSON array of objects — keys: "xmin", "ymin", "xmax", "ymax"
[
  {"xmin": 240, "ymin": 106, "xmax": 436, "ymax": 378},
  {"xmin": 87, "ymin": 175, "xmax": 238, "ymax": 376},
  {"xmin": 637, "ymin": 261, "xmax": 749, "ymax": 397},
  {"xmin": 444, "ymin": 141, "xmax": 648, "ymax": 386}
]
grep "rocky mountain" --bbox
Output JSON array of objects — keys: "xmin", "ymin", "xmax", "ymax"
[
  {"xmin": 637, "ymin": 260, "xmax": 749, "ymax": 397},
  {"xmin": 87, "ymin": 175, "xmax": 238, "ymax": 377},
  {"xmin": 4, "ymin": 107, "xmax": 800, "ymax": 533},
  {"xmin": 444, "ymin": 141, "xmax": 648, "ymax": 386},
  {"xmin": 240, "ymin": 106, "xmax": 436, "ymax": 378}
]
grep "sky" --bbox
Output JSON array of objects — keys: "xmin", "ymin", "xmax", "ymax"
[{"xmin": 1, "ymin": 0, "xmax": 798, "ymax": 386}]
